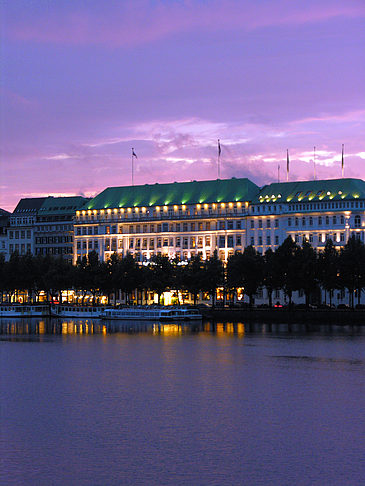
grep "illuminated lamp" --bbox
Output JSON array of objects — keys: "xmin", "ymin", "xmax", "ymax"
[
  {"xmin": 82, "ymin": 210, "xmax": 86, "ymax": 215},
  {"xmin": 174, "ymin": 205, "xmax": 178, "ymax": 211},
  {"xmin": 142, "ymin": 207, "xmax": 146, "ymax": 213},
  {"xmin": 163, "ymin": 206, "xmax": 168, "ymax": 211},
  {"xmin": 127, "ymin": 208, "xmax": 132, "ymax": 212},
  {"xmin": 76, "ymin": 211, "xmax": 80, "ymax": 215},
  {"xmin": 327, "ymin": 191, "xmax": 331, "ymax": 196},
  {"xmin": 237, "ymin": 202, "xmax": 242, "ymax": 208},
  {"xmin": 93, "ymin": 210, "xmax": 97, "ymax": 215},
  {"xmin": 88, "ymin": 210, "xmax": 91, "ymax": 215},
  {"xmin": 338, "ymin": 191, "xmax": 342, "ymax": 195}
]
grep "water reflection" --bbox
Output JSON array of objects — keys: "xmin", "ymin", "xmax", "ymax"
[{"xmin": 0, "ymin": 317, "xmax": 364, "ymax": 338}]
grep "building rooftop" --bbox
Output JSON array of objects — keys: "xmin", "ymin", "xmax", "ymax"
[
  {"xmin": 253, "ymin": 178, "xmax": 365, "ymax": 204},
  {"xmin": 39, "ymin": 196, "xmax": 89, "ymax": 215},
  {"xmin": 85, "ymin": 178, "xmax": 260, "ymax": 210},
  {"xmin": 13, "ymin": 197, "xmax": 47, "ymax": 214}
]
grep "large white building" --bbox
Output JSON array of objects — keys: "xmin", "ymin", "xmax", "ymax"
[{"xmin": 74, "ymin": 177, "xmax": 365, "ymax": 263}]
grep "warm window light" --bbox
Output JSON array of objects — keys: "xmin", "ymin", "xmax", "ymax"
[
  {"xmin": 135, "ymin": 207, "xmax": 139, "ymax": 213},
  {"xmin": 127, "ymin": 208, "xmax": 131, "ymax": 213},
  {"xmin": 100, "ymin": 209, "xmax": 104, "ymax": 214},
  {"xmin": 76, "ymin": 211, "xmax": 80, "ymax": 215},
  {"xmin": 107, "ymin": 209, "xmax": 111, "ymax": 214},
  {"xmin": 121, "ymin": 208, "xmax": 124, "ymax": 213},
  {"xmin": 174, "ymin": 205, "xmax": 178, "ymax": 210},
  {"xmin": 237, "ymin": 202, "xmax": 242, "ymax": 208},
  {"xmin": 93, "ymin": 210, "xmax": 97, "ymax": 215},
  {"xmin": 163, "ymin": 206, "xmax": 168, "ymax": 211},
  {"xmin": 212, "ymin": 203, "xmax": 216, "ymax": 209},
  {"xmin": 182, "ymin": 205, "xmax": 186, "ymax": 210},
  {"xmin": 156, "ymin": 206, "xmax": 160, "ymax": 211},
  {"xmin": 204, "ymin": 204, "xmax": 208, "ymax": 209},
  {"xmin": 88, "ymin": 210, "xmax": 91, "ymax": 215},
  {"xmin": 142, "ymin": 207, "xmax": 146, "ymax": 213},
  {"xmin": 229, "ymin": 202, "xmax": 233, "ymax": 208},
  {"xmin": 82, "ymin": 210, "xmax": 86, "ymax": 215},
  {"xmin": 197, "ymin": 204, "xmax": 201, "ymax": 209},
  {"xmin": 221, "ymin": 203, "xmax": 225, "ymax": 208},
  {"xmin": 114, "ymin": 208, "xmax": 118, "ymax": 214}
]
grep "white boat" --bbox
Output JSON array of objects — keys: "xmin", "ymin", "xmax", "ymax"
[
  {"xmin": 50, "ymin": 305, "xmax": 106, "ymax": 318},
  {"xmin": 101, "ymin": 307, "xmax": 202, "ymax": 321},
  {"xmin": 0, "ymin": 304, "xmax": 51, "ymax": 318}
]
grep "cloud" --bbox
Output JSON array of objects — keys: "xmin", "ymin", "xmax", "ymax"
[{"xmin": 4, "ymin": 0, "xmax": 365, "ymax": 47}]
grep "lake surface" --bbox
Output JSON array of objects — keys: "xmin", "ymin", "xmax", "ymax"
[{"xmin": 1, "ymin": 319, "xmax": 365, "ymax": 486}]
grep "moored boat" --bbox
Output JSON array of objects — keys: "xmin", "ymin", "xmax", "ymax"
[
  {"xmin": 0, "ymin": 304, "xmax": 51, "ymax": 318},
  {"xmin": 50, "ymin": 305, "xmax": 106, "ymax": 318},
  {"xmin": 101, "ymin": 306, "xmax": 202, "ymax": 321}
]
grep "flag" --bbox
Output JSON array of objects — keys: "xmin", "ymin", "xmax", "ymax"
[
  {"xmin": 132, "ymin": 148, "xmax": 137, "ymax": 158},
  {"xmin": 218, "ymin": 139, "xmax": 221, "ymax": 157}
]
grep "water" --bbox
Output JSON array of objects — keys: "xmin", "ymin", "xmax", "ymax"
[{"xmin": 1, "ymin": 319, "xmax": 365, "ymax": 486}]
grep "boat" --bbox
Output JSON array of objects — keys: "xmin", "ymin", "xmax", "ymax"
[
  {"xmin": 50, "ymin": 305, "xmax": 106, "ymax": 318},
  {"xmin": 0, "ymin": 303, "xmax": 51, "ymax": 318},
  {"xmin": 101, "ymin": 306, "xmax": 202, "ymax": 321}
]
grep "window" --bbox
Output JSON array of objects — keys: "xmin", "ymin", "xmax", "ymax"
[
  {"xmin": 258, "ymin": 236, "xmax": 263, "ymax": 245},
  {"xmin": 163, "ymin": 238, "xmax": 168, "ymax": 247},
  {"xmin": 295, "ymin": 234, "xmax": 299, "ymax": 243},
  {"xmin": 236, "ymin": 235, "xmax": 241, "ymax": 246},
  {"xmin": 309, "ymin": 234, "xmax": 313, "ymax": 243},
  {"xmin": 326, "ymin": 216, "xmax": 329, "ymax": 225},
  {"xmin": 227, "ymin": 236, "xmax": 234, "ymax": 247},
  {"xmin": 333, "ymin": 216, "xmax": 337, "ymax": 225},
  {"xmin": 250, "ymin": 220, "xmax": 254, "ymax": 228},
  {"xmin": 94, "ymin": 226, "xmax": 98, "ymax": 235},
  {"xmin": 219, "ymin": 236, "xmax": 225, "ymax": 248},
  {"xmin": 340, "ymin": 233, "xmax": 345, "ymax": 242},
  {"xmin": 354, "ymin": 215, "xmax": 361, "ymax": 228},
  {"xmin": 162, "ymin": 223, "xmax": 169, "ymax": 232},
  {"xmin": 275, "ymin": 235, "xmax": 279, "ymax": 245},
  {"xmin": 340, "ymin": 215, "xmax": 344, "ymax": 225},
  {"xmin": 183, "ymin": 223, "xmax": 188, "ymax": 232},
  {"xmin": 176, "ymin": 237, "xmax": 181, "ymax": 247},
  {"xmin": 275, "ymin": 219, "xmax": 278, "ymax": 228},
  {"xmin": 302, "ymin": 217, "xmax": 306, "ymax": 226},
  {"xmin": 266, "ymin": 235, "xmax": 271, "ymax": 245},
  {"xmin": 288, "ymin": 217, "xmax": 292, "ymax": 227},
  {"xmin": 309, "ymin": 216, "xmax": 313, "ymax": 226},
  {"xmin": 295, "ymin": 217, "xmax": 299, "ymax": 226},
  {"xmin": 206, "ymin": 222, "xmax": 210, "ymax": 230},
  {"xmin": 258, "ymin": 219, "xmax": 262, "ymax": 228},
  {"xmin": 205, "ymin": 236, "xmax": 210, "ymax": 246},
  {"xmin": 250, "ymin": 237, "xmax": 255, "ymax": 245},
  {"xmin": 176, "ymin": 223, "xmax": 180, "ymax": 232},
  {"xmin": 183, "ymin": 238, "xmax": 188, "ymax": 249},
  {"xmin": 95, "ymin": 240, "xmax": 99, "ymax": 249},
  {"xmin": 318, "ymin": 217, "xmax": 322, "ymax": 226},
  {"xmin": 219, "ymin": 221, "xmax": 225, "ymax": 230},
  {"xmin": 236, "ymin": 221, "xmax": 241, "ymax": 230},
  {"xmin": 266, "ymin": 219, "xmax": 271, "ymax": 228},
  {"xmin": 227, "ymin": 220, "xmax": 233, "ymax": 230},
  {"xmin": 88, "ymin": 227, "xmax": 93, "ymax": 235}
]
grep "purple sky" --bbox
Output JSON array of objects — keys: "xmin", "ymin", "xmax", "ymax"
[{"xmin": 1, "ymin": 0, "xmax": 364, "ymax": 211}]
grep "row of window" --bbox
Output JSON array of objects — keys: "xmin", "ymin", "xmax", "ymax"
[
  {"xmin": 8, "ymin": 230, "xmax": 32, "ymax": 239},
  {"xmin": 9, "ymin": 243, "xmax": 31, "ymax": 254},
  {"xmin": 35, "ymin": 247, "xmax": 72, "ymax": 255},
  {"xmin": 251, "ymin": 200, "xmax": 364, "ymax": 214},
  {"xmin": 36, "ymin": 224, "xmax": 73, "ymax": 231},
  {"xmin": 35, "ymin": 236, "xmax": 73, "ymax": 244}
]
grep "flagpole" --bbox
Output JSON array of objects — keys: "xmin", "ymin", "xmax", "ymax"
[
  {"xmin": 217, "ymin": 139, "xmax": 221, "ymax": 179},
  {"xmin": 286, "ymin": 149, "xmax": 289, "ymax": 182},
  {"xmin": 278, "ymin": 164, "xmax": 280, "ymax": 183},
  {"xmin": 313, "ymin": 146, "xmax": 316, "ymax": 180},
  {"xmin": 341, "ymin": 144, "xmax": 344, "ymax": 178},
  {"xmin": 131, "ymin": 148, "xmax": 134, "ymax": 186}
]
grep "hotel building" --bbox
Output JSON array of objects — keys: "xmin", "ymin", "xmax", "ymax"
[{"xmin": 74, "ymin": 177, "xmax": 365, "ymax": 263}]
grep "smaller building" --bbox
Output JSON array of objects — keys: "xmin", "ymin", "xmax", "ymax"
[
  {"xmin": 8, "ymin": 198, "xmax": 47, "ymax": 258},
  {"xmin": 0, "ymin": 209, "xmax": 10, "ymax": 260},
  {"xmin": 35, "ymin": 196, "xmax": 88, "ymax": 263}
]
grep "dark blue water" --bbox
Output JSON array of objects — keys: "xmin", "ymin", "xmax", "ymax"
[{"xmin": 1, "ymin": 319, "xmax": 365, "ymax": 485}]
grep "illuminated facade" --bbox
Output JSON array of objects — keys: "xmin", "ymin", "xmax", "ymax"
[{"xmin": 74, "ymin": 177, "xmax": 365, "ymax": 263}]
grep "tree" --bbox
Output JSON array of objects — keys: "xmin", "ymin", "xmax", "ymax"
[
  {"xmin": 145, "ymin": 254, "xmax": 173, "ymax": 304},
  {"xmin": 202, "ymin": 251, "xmax": 224, "ymax": 307},
  {"xmin": 339, "ymin": 236, "xmax": 365, "ymax": 308},
  {"xmin": 263, "ymin": 248, "xmax": 281, "ymax": 308},
  {"xmin": 227, "ymin": 247, "xmax": 263, "ymax": 307},
  {"xmin": 319, "ymin": 239, "xmax": 339, "ymax": 306},
  {"xmin": 275, "ymin": 237, "xmax": 300, "ymax": 306},
  {"xmin": 296, "ymin": 239, "xmax": 318, "ymax": 307}
]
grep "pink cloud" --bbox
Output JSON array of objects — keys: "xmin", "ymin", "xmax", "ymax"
[{"xmin": 5, "ymin": 0, "xmax": 365, "ymax": 47}]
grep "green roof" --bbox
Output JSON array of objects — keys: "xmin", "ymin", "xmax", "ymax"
[
  {"xmin": 39, "ymin": 196, "xmax": 88, "ymax": 215},
  {"xmin": 254, "ymin": 178, "xmax": 365, "ymax": 204},
  {"xmin": 86, "ymin": 178, "xmax": 260, "ymax": 210}
]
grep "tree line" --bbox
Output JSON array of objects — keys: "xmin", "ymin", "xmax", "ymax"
[{"xmin": 0, "ymin": 236, "xmax": 364, "ymax": 308}]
